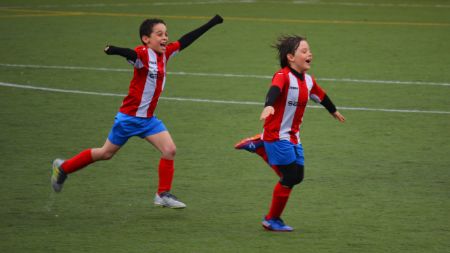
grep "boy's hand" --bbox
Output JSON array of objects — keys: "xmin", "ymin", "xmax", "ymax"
[
  {"xmin": 260, "ymin": 106, "xmax": 275, "ymax": 121},
  {"xmin": 211, "ymin": 14, "xmax": 224, "ymax": 25},
  {"xmin": 332, "ymin": 111, "xmax": 345, "ymax": 122}
]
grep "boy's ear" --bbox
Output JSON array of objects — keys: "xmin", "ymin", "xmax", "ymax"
[
  {"xmin": 287, "ymin": 53, "xmax": 295, "ymax": 62},
  {"xmin": 141, "ymin": 35, "xmax": 150, "ymax": 44}
]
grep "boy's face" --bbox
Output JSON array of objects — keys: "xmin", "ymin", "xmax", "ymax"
[
  {"xmin": 141, "ymin": 23, "xmax": 168, "ymax": 54},
  {"xmin": 287, "ymin": 40, "xmax": 313, "ymax": 73}
]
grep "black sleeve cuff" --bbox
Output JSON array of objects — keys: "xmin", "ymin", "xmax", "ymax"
[
  {"xmin": 320, "ymin": 94, "xmax": 337, "ymax": 114},
  {"xmin": 264, "ymin": 86, "xmax": 281, "ymax": 107},
  {"xmin": 104, "ymin": 45, "xmax": 137, "ymax": 62}
]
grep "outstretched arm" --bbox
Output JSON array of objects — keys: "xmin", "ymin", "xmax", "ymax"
[
  {"xmin": 178, "ymin": 14, "xmax": 223, "ymax": 50},
  {"xmin": 104, "ymin": 45, "xmax": 137, "ymax": 62},
  {"xmin": 320, "ymin": 95, "xmax": 345, "ymax": 122}
]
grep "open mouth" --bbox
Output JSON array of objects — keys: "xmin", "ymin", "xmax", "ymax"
[{"xmin": 306, "ymin": 59, "xmax": 312, "ymax": 64}]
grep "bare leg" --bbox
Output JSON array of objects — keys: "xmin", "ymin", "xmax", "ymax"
[
  {"xmin": 145, "ymin": 131, "xmax": 186, "ymax": 208},
  {"xmin": 91, "ymin": 139, "xmax": 121, "ymax": 161},
  {"xmin": 145, "ymin": 131, "xmax": 176, "ymax": 193},
  {"xmin": 52, "ymin": 139, "xmax": 122, "ymax": 192},
  {"xmin": 60, "ymin": 139, "xmax": 121, "ymax": 174},
  {"xmin": 144, "ymin": 131, "xmax": 176, "ymax": 159}
]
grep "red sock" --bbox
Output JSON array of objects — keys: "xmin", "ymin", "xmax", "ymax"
[
  {"xmin": 255, "ymin": 147, "xmax": 282, "ymax": 177},
  {"xmin": 157, "ymin": 158, "xmax": 174, "ymax": 194},
  {"xmin": 255, "ymin": 147, "xmax": 269, "ymax": 163},
  {"xmin": 61, "ymin": 149, "xmax": 94, "ymax": 174},
  {"xmin": 266, "ymin": 182, "xmax": 292, "ymax": 220},
  {"xmin": 270, "ymin": 165, "xmax": 282, "ymax": 178}
]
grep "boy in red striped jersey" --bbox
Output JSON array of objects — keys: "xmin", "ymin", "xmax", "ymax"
[
  {"xmin": 235, "ymin": 35, "xmax": 345, "ymax": 231},
  {"xmin": 51, "ymin": 15, "xmax": 223, "ymax": 209}
]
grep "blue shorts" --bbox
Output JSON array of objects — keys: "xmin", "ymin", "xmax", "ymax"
[
  {"xmin": 108, "ymin": 112, "xmax": 167, "ymax": 146},
  {"xmin": 264, "ymin": 140, "xmax": 305, "ymax": 166}
]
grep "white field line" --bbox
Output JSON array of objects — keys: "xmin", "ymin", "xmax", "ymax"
[
  {"xmin": 289, "ymin": 1, "xmax": 450, "ymax": 8},
  {"xmin": 1, "ymin": 81, "xmax": 449, "ymax": 115},
  {"xmin": 1, "ymin": 63, "xmax": 449, "ymax": 87}
]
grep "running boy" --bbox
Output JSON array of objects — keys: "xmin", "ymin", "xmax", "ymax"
[
  {"xmin": 235, "ymin": 35, "xmax": 345, "ymax": 231},
  {"xmin": 51, "ymin": 15, "xmax": 224, "ymax": 209}
]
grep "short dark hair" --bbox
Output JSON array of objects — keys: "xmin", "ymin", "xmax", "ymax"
[
  {"xmin": 139, "ymin": 18, "xmax": 166, "ymax": 44},
  {"xmin": 273, "ymin": 35, "xmax": 306, "ymax": 68}
]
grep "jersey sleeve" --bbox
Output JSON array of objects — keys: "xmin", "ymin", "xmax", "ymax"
[
  {"xmin": 131, "ymin": 46, "xmax": 147, "ymax": 69},
  {"xmin": 309, "ymin": 77, "xmax": 326, "ymax": 103},
  {"xmin": 271, "ymin": 71, "xmax": 287, "ymax": 91},
  {"xmin": 165, "ymin": 41, "xmax": 181, "ymax": 61}
]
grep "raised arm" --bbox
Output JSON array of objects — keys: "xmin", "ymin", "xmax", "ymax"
[
  {"xmin": 104, "ymin": 45, "xmax": 137, "ymax": 62},
  {"xmin": 178, "ymin": 14, "xmax": 223, "ymax": 50}
]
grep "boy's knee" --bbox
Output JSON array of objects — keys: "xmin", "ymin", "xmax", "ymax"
[
  {"xmin": 100, "ymin": 151, "xmax": 115, "ymax": 160},
  {"xmin": 93, "ymin": 149, "xmax": 115, "ymax": 161},
  {"xmin": 161, "ymin": 145, "xmax": 176, "ymax": 159},
  {"xmin": 92, "ymin": 146, "xmax": 118, "ymax": 161}
]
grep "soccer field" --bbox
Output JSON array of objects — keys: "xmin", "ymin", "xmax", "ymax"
[{"xmin": 1, "ymin": 0, "xmax": 449, "ymax": 252}]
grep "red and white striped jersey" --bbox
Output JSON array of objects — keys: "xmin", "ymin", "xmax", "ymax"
[
  {"xmin": 262, "ymin": 67, "xmax": 326, "ymax": 144},
  {"xmin": 119, "ymin": 41, "xmax": 180, "ymax": 118}
]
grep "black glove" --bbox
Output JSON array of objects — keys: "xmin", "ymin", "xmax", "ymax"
[
  {"xmin": 104, "ymin": 45, "xmax": 116, "ymax": 55},
  {"xmin": 211, "ymin": 14, "xmax": 224, "ymax": 25},
  {"xmin": 104, "ymin": 45, "xmax": 137, "ymax": 62}
]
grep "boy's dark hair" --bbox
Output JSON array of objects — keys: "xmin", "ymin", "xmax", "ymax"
[
  {"xmin": 139, "ymin": 18, "xmax": 166, "ymax": 44},
  {"xmin": 273, "ymin": 35, "xmax": 306, "ymax": 68}
]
